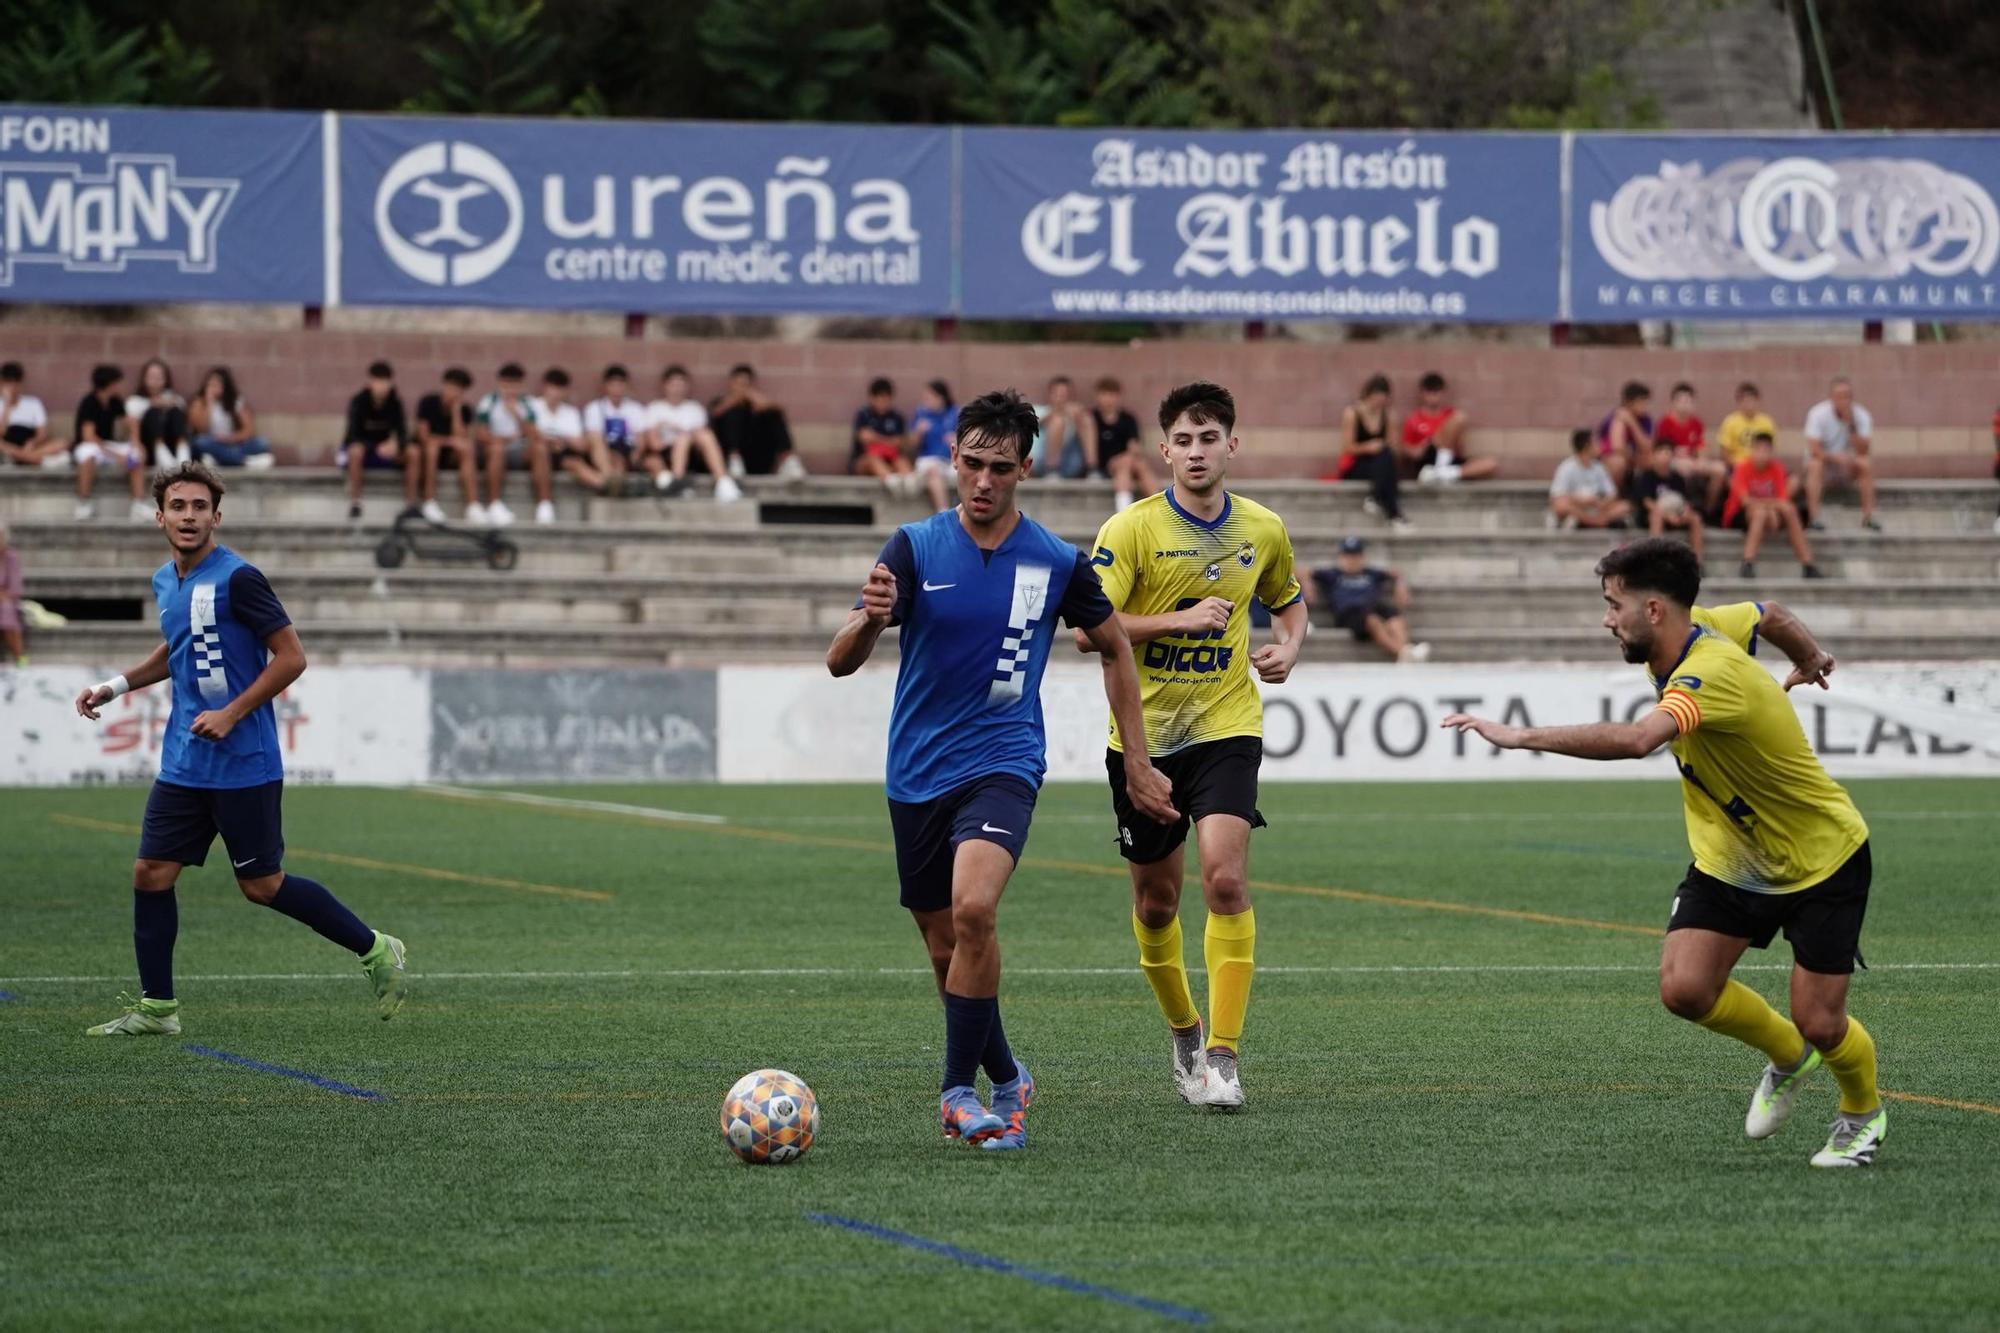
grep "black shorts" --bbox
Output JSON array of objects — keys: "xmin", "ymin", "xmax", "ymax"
[
  {"xmin": 1107, "ymin": 737, "xmax": 1265, "ymax": 864},
  {"xmin": 1332, "ymin": 604, "xmax": 1398, "ymax": 641},
  {"xmin": 887, "ymin": 774, "xmax": 1037, "ymax": 913},
  {"xmin": 137, "ymin": 779, "xmax": 286, "ymax": 879},
  {"xmin": 1667, "ymin": 841, "xmax": 1871, "ymax": 975}
]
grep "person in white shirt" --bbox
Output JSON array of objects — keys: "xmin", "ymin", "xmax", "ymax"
[
  {"xmin": 648, "ymin": 365, "xmax": 742, "ymax": 502},
  {"xmin": 582, "ymin": 364, "xmax": 648, "ymax": 494},
  {"xmin": 474, "ymin": 362, "xmax": 552, "ymax": 526},
  {"xmin": 536, "ymin": 366, "xmax": 606, "ymax": 501},
  {"xmin": 1548, "ymin": 428, "xmax": 1633, "ymax": 530},
  {"xmin": 126, "ymin": 357, "xmax": 190, "ymax": 470},
  {"xmin": 1803, "ymin": 376, "xmax": 1880, "ymax": 531},
  {"xmin": 0, "ymin": 362, "xmax": 64, "ymax": 466}
]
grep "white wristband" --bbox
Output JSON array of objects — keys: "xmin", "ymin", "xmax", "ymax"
[{"xmin": 96, "ymin": 674, "xmax": 129, "ymax": 700}]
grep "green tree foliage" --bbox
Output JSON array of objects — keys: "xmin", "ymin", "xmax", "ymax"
[
  {"xmin": 403, "ymin": 0, "xmax": 601, "ymax": 116},
  {"xmin": 0, "ymin": 2, "xmax": 218, "ymax": 106},
  {"xmin": 927, "ymin": 0, "xmax": 1203, "ymax": 127},
  {"xmin": 698, "ymin": 0, "xmax": 894, "ymax": 122}
]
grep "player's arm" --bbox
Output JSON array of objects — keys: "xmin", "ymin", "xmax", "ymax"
[
  {"xmin": 74, "ymin": 641, "xmax": 170, "ymax": 720},
  {"xmin": 1759, "ymin": 600, "xmax": 1836, "ymax": 692},
  {"xmin": 827, "ymin": 566, "xmax": 896, "ymax": 677},
  {"xmin": 1439, "ymin": 708, "xmax": 1680, "ymax": 761},
  {"xmin": 191, "ymin": 625, "xmax": 307, "ymax": 741},
  {"xmin": 1082, "ymin": 614, "xmax": 1180, "ymax": 824},
  {"xmin": 1249, "ymin": 598, "xmax": 1308, "ymax": 684}
]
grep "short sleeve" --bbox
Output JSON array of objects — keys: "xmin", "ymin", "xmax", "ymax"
[
  {"xmin": 1088, "ymin": 511, "xmax": 1140, "ymax": 609},
  {"xmin": 1256, "ymin": 524, "xmax": 1303, "ymax": 610},
  {"xmin": 853, "ymin": 528, "xmax": 917, "ymax": 626},
  {"xmin": 1059, "ymin": 551, "xmax": 1114, "ymax": 630},
  {"xmin": 1855, "ymin": 405, "xmax": 1873, "ymax": 438},
  {"xmin": 1658, "ymin": 656, "xmax": 1749, "ymax": 737},
  {"xmin": 228, "ymin": 565, "xmax": 293, "ymax": 640},
  {"xmin": 1803, "ymin": 403, "xmax": 1827, "ymax": 440},
  {"xmin": 1691, "ymin": 602, "xmax": 1764, "ymax": 655},
  {"xmin": 583, "ymin": 402, "xmax": 605, "ymax": 433}
]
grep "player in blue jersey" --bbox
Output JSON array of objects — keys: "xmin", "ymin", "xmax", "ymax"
[
  {"xmin": 827, "ymin": 389, "xmax": 1177, "ymax": 1150},
  {"xmin": 73, "ymin": 462, "xmax": 407, "ymax": 1035}
]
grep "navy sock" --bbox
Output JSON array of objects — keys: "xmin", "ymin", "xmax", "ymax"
[
  {"xmin": 942, "ymin": 991, "xmax": 996, "ymax": 1094},
  {"xmin": 133, "ymin": 888, "xmax": 178, "ymax": 1002},
  {"xmin": 266, "ymin": 875, "xmax": 374, "ymax": 955},
  {"xmin": 981, "ymin": 1007, "xmax": 1019, "ymax": 1087}
]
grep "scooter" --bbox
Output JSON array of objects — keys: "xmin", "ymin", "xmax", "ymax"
[{"xmin": 373, "ymin": 506, "xmax": 519, "ymax": 571}]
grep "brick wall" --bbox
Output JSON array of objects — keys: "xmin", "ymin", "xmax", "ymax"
[{"xmin": 3, "ymin": 325, "xmax": 1993, "ymax": 475}]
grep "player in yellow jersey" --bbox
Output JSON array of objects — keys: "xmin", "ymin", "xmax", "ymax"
[
  {"xmin": 1441, "ymin": 539, "xmax": 1883, "ymax": 1167},
  {"xmin": 1075, "ymin": 382, "xmax": 1306, "ymax": 1109}
]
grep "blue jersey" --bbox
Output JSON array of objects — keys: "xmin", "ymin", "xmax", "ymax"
[
  {"xmin": 873, "ymin": 510, "xmax": 1112, "ymax": 803},
  {"xmin": 153, "ymin": 545, "xmax": 292, "ymax": 789},
  {"xmin": 910, "ymin": 405, "xmax": 959, "ymax": 461}
]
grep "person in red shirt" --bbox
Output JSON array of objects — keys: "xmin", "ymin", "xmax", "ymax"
[
  {"xmin": 1654, "ymin": 382, "xmax": 1727, "ymax": 513},
  {"xmin": 1400, "ymin": 372, "xmax": 1497, "ymax": 482},
  {"xmin": 1725, "ymin": 432, "xmax": 1822, "ymax": 579}
]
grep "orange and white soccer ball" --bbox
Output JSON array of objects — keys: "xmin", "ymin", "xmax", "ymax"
[{"xmin": 720, "ymin": 1069, "xmax": 818, "ymax": 1165}]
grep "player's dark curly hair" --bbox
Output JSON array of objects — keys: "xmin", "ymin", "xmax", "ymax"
[
  {"xmin": 1596, "ymin": 537, "xmax": 1700, "ymax": 608},
  {"xmin": 1158, "ymin": 381, "xmax": 1235, "ymax": 436},
  {"xmin": 954, "ymin": 388, "xmax": 1038, "ymax": 462},
  {"xmin": 152, "ymin": 460, "xmax": 226, "ymax": 510}
]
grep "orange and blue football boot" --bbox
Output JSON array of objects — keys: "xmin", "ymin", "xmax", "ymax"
[
  {"xmin": 940, "ymin": 1086, "xmax": 1006, "ymax": 1144},
  {"xmin": 981, "ymin": 1061, "xmax": 1033, "ymax": 1153}
]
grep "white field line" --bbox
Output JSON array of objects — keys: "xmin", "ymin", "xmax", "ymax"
[
  {"xmin": 411, "ymin": 784, "xmax": 729, "ymax": 825},
  {"xmin": 4, "ymin": 962, "xmax": 1997, "ymax": 985}
]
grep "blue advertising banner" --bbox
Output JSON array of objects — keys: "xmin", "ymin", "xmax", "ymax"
[
  {"xmin": 0, "ymin": 106, "xmax": 322, "ymax": 304},
  {"xmin": 1572, "ymin": 135, "xmax": 2000, "ymax": 320},
  {"xmin": 339, "ymin": 115, "xmax": 951, "ymax": 313},
  {"xmin": 960, "ymin": 130, "xmax": 1562, "ymax": 321}
]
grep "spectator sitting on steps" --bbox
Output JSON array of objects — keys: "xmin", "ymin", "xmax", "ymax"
[
  {"xmin": 340, "ymin": 360, "xmax": 414, "ymax": 523},
  {"xmin": 710, "ymin": 363, "xmax": 803, "ymax": 479},
  {"xmin": 852, "ymin": 376, "xmax": 915, "ymax": 497},
  {"xmin": 126, "ymin": 358, "xmax": 190, "ymax": 472},
  {"xmin": 1401, "ymin": 371, "xmax": 1497, "ymax": 483},
  {"xmin": 189, "ymin": 366, "xmax": 273, "ymax": 469},
  {"xmin": 1549, "ymin": 428, "xmax": 1632, "ymax": 530},
  {"xmin": 1041, "ymin": 374, "xmax": 1099, "ymax": 479},
  {"xmin": 906, "ymin": 379, "xmax": 958, "ymax": 513},
  {"xmin": 474, "ymin": 362, "xmax": 552, "ymax": 526},
  {"xmin": 650, "ymin": 365, "xmax": 742, "ymax": 502},
  {"xmin": 1330, "ymin": 373, "xmax": 1413, "ymax": 534},
  {"xmin": 1726, "ymin": 431, "xmax": 1824, "ymax": 581},
  {"xmin": 1310, "ymin": 536, "xmax": 1430, "ymax": 664},
  {"xmin": 1596, "ymin": 380, "xmax": 1653, "ymax": 490},
  {"xmin": 1803, "ymin": 375, "xmax": 1881, "ymax": 532},
  {"xmin": 73, "ymin": 364, "xmax": 149, "ymax": 522},
  {"xmin": 1, "ymin": 362, "xmax": 64, "ymax": 467},
  {"xmin": 415, "ymin": 367, "xmax": 482, "ymax": 525},
  {"xmin": 1631, "ymin": 436, "xmax": 1706, "ymax": 569}
]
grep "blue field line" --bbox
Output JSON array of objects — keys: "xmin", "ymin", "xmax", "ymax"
[
  {"xmin": 182, "ymin": 1044, "xmax": 386, "ymax": 1101},
  {"xmin": 0, "ymin": 990, "xmax": 17, "ymax": 1001},
  {"xmin": 805, "ymin": 1212, "xmax": 1209, "ymax": 1325}
]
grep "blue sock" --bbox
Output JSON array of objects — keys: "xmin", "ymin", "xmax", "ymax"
[
  {"xmin": 266, "ymin": 875, "xmax": 374, "ymax": 955},
  {"xmin": 982, "ymin": 1007, "xmax": 1019, "ymax": 1088},
  {"xmin": 942, "ymin": 991, "xmax": 996, "ymax": 1095},
  {"xmin": 133, "ymin": 888, "xmax": 177, "ymax": 1002}
]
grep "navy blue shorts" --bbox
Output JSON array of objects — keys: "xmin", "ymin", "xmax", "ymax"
[
  {"xmin": 137, "ymin": 779, "xmax": 286, "ymax": 879},
  {"xmin": 887, "ymin": 774, "xmax": 1038, "ymax": 913}
]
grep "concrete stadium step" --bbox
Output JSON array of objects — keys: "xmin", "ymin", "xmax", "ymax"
[{"xmin": 31, "ymin": 617, "xmax": 2000, "ymax": 668}]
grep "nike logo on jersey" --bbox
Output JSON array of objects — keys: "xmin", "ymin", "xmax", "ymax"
[
  {"xmin": 922, "ymin": 580, "xmax": 957, "ymax": 592},
  {"xmin": 980, "ymin": 823, "xmax": 1012, "ymax": 835}
]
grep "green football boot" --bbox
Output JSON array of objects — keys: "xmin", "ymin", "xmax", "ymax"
[
  {"xmin": 360, "ymin": 931, "xmax": 408, "ymax": 1020},
  {"xmin": 85, "ymin": 993, "xmax": 181, "ymax": 1037}
]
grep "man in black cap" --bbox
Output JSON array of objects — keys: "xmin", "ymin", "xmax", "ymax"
[{"xmin": 1310, "ymin": 537, "xmax": 1428, "ymax": 663}]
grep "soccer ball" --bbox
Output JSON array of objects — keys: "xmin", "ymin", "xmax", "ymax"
[
  {"xmin": 720, "ymin": 1069, "xmax": 818, "ymax": 1165},
  {"xmin": 1657, "ymin": 489, "xmax": 1688, "ymax": 517}
]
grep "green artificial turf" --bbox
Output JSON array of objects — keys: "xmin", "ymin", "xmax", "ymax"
[{"xmin": 4, "ymin": 778, "xmax": 1997, "ymax": 1331}]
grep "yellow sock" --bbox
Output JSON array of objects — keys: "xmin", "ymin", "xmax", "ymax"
[
  {"xmin": 1696, "ymin": 979, "xmax": 1808, "ymax": 1068},
  {"xmin": 1203, "ymin": 907, "xmax": 1256, "ymax": 1054},
  {"xmin": 1822, "ymin": 1015, "xmax": 1880, "ymax": 1115},
  {"xmin": 1132, "ymin": 913, "xmax": 1199, "ymax": 1031}
]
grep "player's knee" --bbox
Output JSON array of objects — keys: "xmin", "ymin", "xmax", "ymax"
[
  {"xmin": 951, "ymin": 898, "xmax": 997, "ymax": 944},
  {"xmin": 236, "ymin": 872, "xmax": 283, "ymax": 904},
  {"xmin": 1203, "ymin": 870, "xmax": 1249, "ymax": 914},
  {"xmin": 1658, "ymin": 971, "xmax": 1720, "ymax": 1021},
  {"xmin": 1793, "ymin": 1009, "xmax": 1847, "ymax": 1050},
  {"xmin": 132, "ymin": 860, "xmax": 178, "ymax": 892}
]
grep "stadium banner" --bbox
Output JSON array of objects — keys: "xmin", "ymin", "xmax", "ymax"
[
  {"xmin": 338, "ymin": 115, "xmax": 951, "ymax": 313},
  {"xmin": 427, "ymin": 669, "xmax": 716, "ymax": 782},
  {"xmin": 716, "ymin": 663, "xmax": 2000, "ymax": 785},
  {"xmin": 1571, "ymin": 134, "xmax": 2000, "ymax": 320},
  {"xmin": 960, "ymin": 129, "xmax": 1561, "ymax": 321},
  {"xmin": 0, "ymin": 106, "xmax": 323, "ymax": 304},
  {"xmin": 0, "ymin": 665, "xmax": 427, "ymax": 786}
]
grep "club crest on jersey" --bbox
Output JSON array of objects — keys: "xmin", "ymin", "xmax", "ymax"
[
  {"xmin": 1236, "ymin": 541, "xmax": 1256, "ymax": 568},
  {"xmin": 1203, "ymin": 562, "xmax": 1221, "ymax": 581}
]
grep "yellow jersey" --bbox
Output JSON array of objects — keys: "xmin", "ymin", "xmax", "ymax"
[
  {"xmin": 1092, "ymin": 489, "xmax": 1302, "ymax": 756},
  {"xmin": 1715, "ymin": 410, "xmax": 1777, "ymax": 465},
  {"xmin": 1650, "ymin": 603, "xmax": 1869, "ymax": 893}
]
